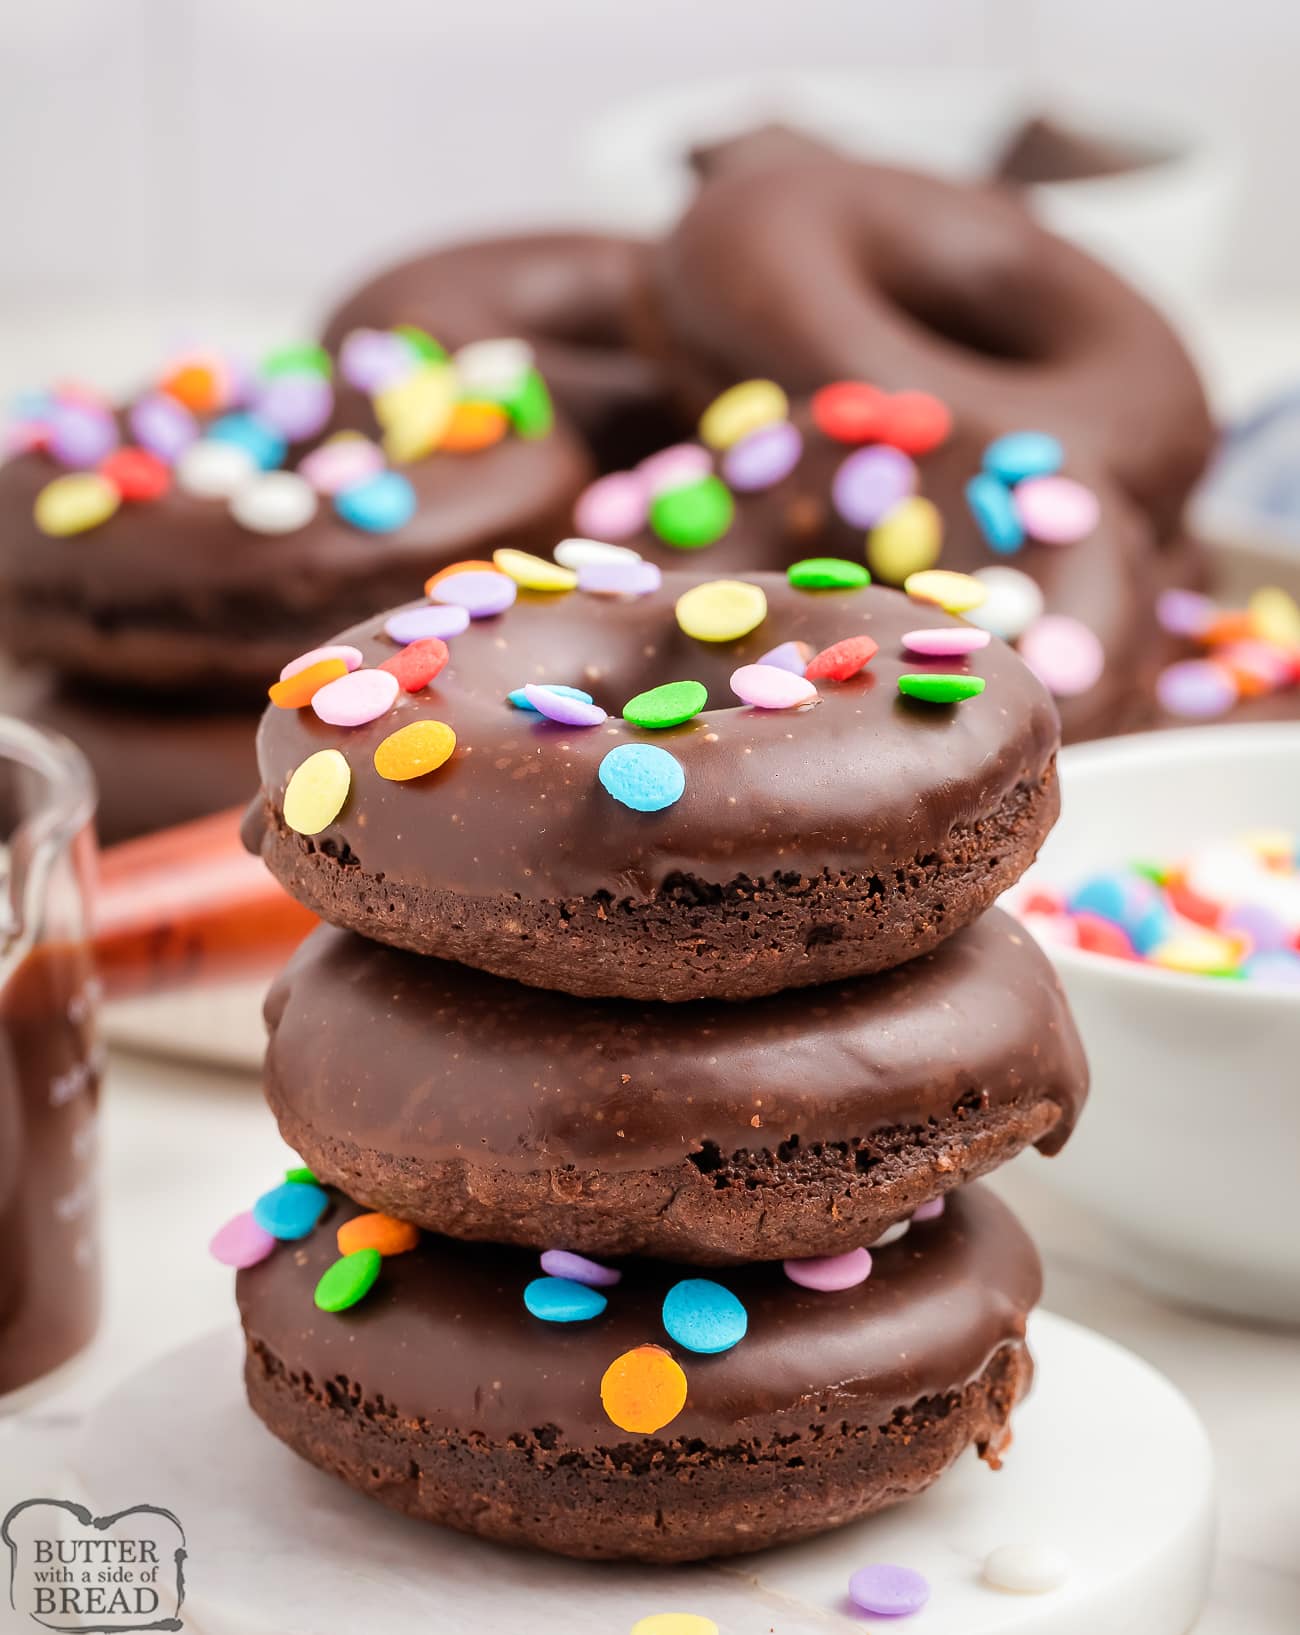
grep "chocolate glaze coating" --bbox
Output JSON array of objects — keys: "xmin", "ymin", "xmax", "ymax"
[
  {"xmin": 237, "ymin": 1182, "xmax": 1039, "ymax": 1448},
  {"xmin": 321, "ymin": 232, "xmax": 681, "ymax": 468},
  {"xmin": 246, "ymin": 572, "xmax": 1060, "ymax": 997},
  {"xmin": 0, "ymin": 392, "xmax": 590, "ymax": 701},
  {"xmin": 648, "ymin": 132, "xmax": 1213, "ymax": 537}
]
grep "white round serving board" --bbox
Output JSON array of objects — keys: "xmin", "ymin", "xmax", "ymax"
[{"xmin": 68, "ymin": 1312, "xmax": 1214, "ymax": 1635}]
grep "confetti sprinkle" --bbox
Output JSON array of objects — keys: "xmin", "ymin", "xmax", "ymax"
[
  {"xmin": 384, "ymin": 603, "xmax": 470, "ymax": 645},
  {"xmin": 524, "ymin": 1276, "xmax": 609, "ymax": 1323},
  {"xmin": 440, "ymin": 399, "xmax": 509, "ymax": 452},
  {"xmin": 577, "ymin": 558, "xmax": 663, "ymax": 596},
  {"xmin": 848, "ymin": 1563, "xmax": 931, "ymax": 1618},
  {"xmin": 379, "ymin": 637, "xmax": 449, "ymax": 693},
  {"xmin": 600, "ymin": 1345, "xmax": 689, "ymax": 1434},
  {"xmin": 805, "ymin": 635, "xmax": 879, "ymax": 681},
  {"xmin": 283, "ymin": 748, "xmax": 350, "ymax": 835},
  {"xmin": 661, "ymin": 1279, "xmax": 748, "ymax": 1355},
  {"xmin": 33, "ymin": 472, "xmax": 120, "ymax": 536},
  {"xmin": 252, "ymin": 1180, "xmax": 329, "ymax": 1241},
  {"xmin": 637, "ymin": 443, "xmax": 713, "ymax": 495},
  {"xmin": 731, "ymin": 663, "xmax": 818, "ymax": 709},
  {"xmin": 208, "ymin": 1211, "xmax": 276, "ymax": 1269},
  {"xmin": 898, "ymin": 673, "xmax": 986, "ymax": 703},
  {"xmin": 912, "ymin": 1196, "xmax": 946, "ymax": 1223},
  {"xmin": 373, "ymin": 720, "xmax": 457, "ymax": 781},
  {"xmin": 314, "ymin": 1249, "xmax": 382, "ymax": 1313},
  {"xmin": 99, "ymin": 446, "xmax": 170, "ymax": 502},
  {"xmin": 982, "ymin": 430, "xmax": 1064, "ymax": 485},
  {"xmin": 280, "ymin": 643, "xmax": 363, "ymax": 681},
  {"xmin": 298, "ymin": 433, "xmax": 385, "ymax": 495},
  {"xmin": 904, "ymin": 568, "xmax": 987, "ymax": 614},
  {"xmin": 229, "ymin": 470, "xmax": 318, "ymax": 534},
  {"xmin": 508, "ymin": 683, "xmax": 593, "ymax": 711},
  {"xmin": 453, "ymin": 337, "xmax": 535, "ymax": 396},
  {"xmin": 1018, "ymin": 613, "xmax": 1104, "ymax": 697},
  {"xmin": 129, "ymin": 392, "xmax": 198, "ymax": 463},
  {"xmin": 572, "ymin": 474, "xmax": 649, "ymax": 541},
  {"xmin": 311, "ymin": 667, "xmax": 400, "ymax": 727},
  {"xmin": 831, "ymin": 444, "xmax": 916, "ymax": 530},
  {"xmin": 698, "ymin": 379, "xmax": 788, "ymax": 450},
  {"xmin": 429, "ymin": 568, "xmax": 518, "ymax": 617},
  {"xmin": 810, "ymin": 380, "xmax": 888, "ymax": 444},
  {"xmin": 867, "ymin": 495, "xmax": 943, "ymax": 582},
  {"xmin": 48, "ymin": 403, "xmax": 118, "ymax": 469},
  {"xmin": 334, "ymin": 470, "xmax": 417, "ymax": 534},
  {"xmin": 787, "ymin": 557, "xmax": 871, "ymax": 591},
  {"xmin": 554, "ymin": 536, "xmax": 643, "ymax": 571},
  {"xmin": 599, "ymin": 743, "xmax": 686, "ymax": 812},
  {"xmin": 268, "ymin": 657, "xmax": 348, "ymax": 709},
  {"xmin": 493, "ymin": 547, "xmax": 577, "ymax": 592},
  {"xmin": 675, "ymin": 579, "xmax": 767, "ymax": 642},
  {"xmin": 965, "ymin": 566, "xmax": 1044, "ymax": 641},
  {"xmin": 1156, "ymin": 658, "xmax": 1236, "ymax": 718},
  {"xmin": 337, "ymin": 1213, "xmax": 420, "ymax": 1257},
  {"xmin": 982, "ymin": 1542, "xmax": 1071, "ymax": 1594},
  {"xmin": 966, "ymin": 471, "xmax": 1025, "ymax": 553},
  {"xmin": 521, "ymin": 684, "xmax": 608, "ymax": 726},
  {"xmin": 649, "ymin": 474, "xmax": 734, "ymax": 549},
  {"xmin": 721, "ymin": 419, "xmax": 802, "ymax": 492},
  {"xmin": 623, "ymin": 680, "xmax": 708, "ymax": 730},
  {"xmin": 1014, "ymin": 474, "xmax": 1100, "ymax": 545},
  {"xmin": 783, "ymin": 1247, "xmax": 872, "ymax": 1291},
  {"xmin": 175, "ymin": 438, "xmax": 259, "ymax": 499},
  {"xmin": 207, "ymin": 411, "xmax": 286, "ymax": 472},
  {"xmin": 757, "ymin": 639, "xmax": 814, "ymax": 673},
  {"xmin": 539, "ymin": 1249, "xmax": 622, "ymax": 1288},
  {"xmin": 375, "ymin": 362, "xmax": 457, "ymax": 462},
  {"xmin": 256, "ymin": 371, "xmax": 333, "ymax": 441},
  {"xmin": 902, "ymin": 626, "xmax": 991, "ymax": 657},
  {"xmin": 877, "ymin": 390, "xmax": 951, "ymax": 455}
]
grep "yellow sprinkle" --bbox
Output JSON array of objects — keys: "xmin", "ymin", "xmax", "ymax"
[
  {"xmin": 698, "ymin": 379, "xmax": 788, "ymax": 451},
  {"xmin": 373, "ymin": 720, "xmax": 457, "ymax": 782},
  {"xmin": 283, "ymin": 749, "xmax": 351, "ymax": 835},
  {"xmin": 492, "ymin": 548, "xmax": 577, "ymax": 592},
  {"xmin": 1241, "ymin": 828, "xmax": 1294, "ymax": 866},
  {"xmin": 630, "ymin": 1617, "xmax": 720, "ymax": 1635},
  {"xmin": 675, "ymin": 579, "xmax": 768, "ymax": 642},
  {"xmin": 376, "ymin": 363, "xmax": 457, "ymax": 463},
  {"xmin": 34, "ymin": 472, "xmax": 120, "ymax": 537},
  {"xmin": 866, "ymin": 495, "xmax": 943, "ymax": 583},
  {"xmin": 1249, "ymin": 586, "xmax": 1300, "ymax": 650},
  {"xmin": 1150, "ymin": 929, "xmax": 1242, "ymax": 975},
  {"xmin": 904, "ymin": 567, "xmax": 987, "ymax": 614}
]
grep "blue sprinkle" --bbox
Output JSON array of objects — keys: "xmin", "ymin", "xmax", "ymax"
[
  {"xmin": 207, "ymin": 411, "xmax": 286, "ymax": 471},
  {"xmin": 1067, "ymin": 872, "xmax": 1171, "ymax": 953},
  {"xmin": 982, "ymin": 430, "xmax": 1064, "ymax": 486},
  {"xmin": 252, "ymin": 1180, "xmax": 329, "ymax": 1242},
  {"xmin": 965, "ymin": 472, "xmax": 1025, "ymax": 554},
  {"xmin": 507, "ymin": 684, "xmax": 594, "ymax": 711},
  {"xmin": 662, "ymin": 1279, "xmax": 748, "ymax": 1354},
  {"xmin": 523, "ymin": 1276, "xmax": 608, "ymax": 1323},
  {"xmin": 334, "ymin": 470, "xmax": 417, "ymax": 533},
  {"xmin": 598, "ymin": 743, "xmax": 685, "ymax": 813}
]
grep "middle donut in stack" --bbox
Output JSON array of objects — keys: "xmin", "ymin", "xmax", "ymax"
[{"xmin": 236, "ymin": 558, "xmax": 1087, "ymax": 1561}]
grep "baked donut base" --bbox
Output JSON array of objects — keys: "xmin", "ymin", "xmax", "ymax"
[
  {"xmin": 250, "ymin": 761, "xmax": 1059, "ymax": 1001},
  {"xmin": 242, "ymin": 1336, "xmax": 1031, "ymax": 1563}
]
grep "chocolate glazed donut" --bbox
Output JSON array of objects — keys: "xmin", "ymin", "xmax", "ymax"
[
  {"xmin": 647, "ymin": 131, "xmax": 1213, "ymax": 537},
  {"xmin": 321, "ymin": 233, "xmax": 682, "ymax": 469}
]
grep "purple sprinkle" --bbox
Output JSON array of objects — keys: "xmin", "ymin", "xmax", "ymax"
[
  {"xmin": 848, "ymin": 1563, "xmax": 931, "ymax": 1618},
  {"xmin": 722, "ymin": 420, "xmax": 803, "ymax": 492},
  {"xmin": 572, "ymin": 471, "xmax": 649, "ymax": 541},
  {"xmin": 637, "ymin": 442, "xmax": 712, "ymax": 495},
  {"xmin": 1245, "ymin": 950, "xmax": 1300, "ymax": 986},
  {"xmin": 831, "ymin": 444, "xmax": 917, "ymax": 529},
  {"xmin": 577, "ymin": 558, "xmax": 662, "ymax": 596},
  {"xmin": 1155, "ymin": 659, "xmax": 1237, "ymax": 719},
  {"xmin": 1156, "ymin": 587, "xmax": 1217, "ymax": 639},
  {"xmin": 1221, "ymin": 902, "xmax": 1289, "ymax": 953},
  {"xmin": 339, "ymin": 328, "xmax": 416, "ymax": 393},
  {"xmin": 540, "ymin": 1249, "xmax": 622, "ymax": 1288},
  {"xmin": 209, "ymin": 1210, "xmax": 276, "ymax": 1269},
  {"xmin": 384, "ymin": 604, "xmax": 471, "ymax": 644},
  {"xmin": 783, "ymin": 1247, "xmax": 871, "ymax": 1292},
  {"xmin": 520, "ymin": 684, "xmax": 608, "ymax": 726},
  {"xmin": 129, "ymin": 392, "xmax": 198, "ymax": 463},
  {"xmin": 757, "ymin": 640, "xmax": 812, "ymax": 675},
  {"xmin": 48, "ymin": 402, "xmax": 119, "ymax": 469},
  {"xmin": 430, "ymin": 569, "xmax": 517, "ymax": 618},
  {"xmin": 911, "ymin": 1196, "xmax": 945, "ymax": 1223},
  {"xmin": 255, "ymin": 372, "xmax": 334, "ymax": 442}
]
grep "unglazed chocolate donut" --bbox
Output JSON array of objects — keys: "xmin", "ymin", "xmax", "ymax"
[
  {"xmin": 0, "ymin": 338, "xmax": 590, "ymax": 700},
  {"xmin": 237, "ymin": 1183, "xmax": 1039, "ymax": 1561},
  {"xmin": 244, "ymin": 569, "xmax": 1060, "ymax": 1001},
  {"xmin": 649, "ymin": 131, "xmax": 1213, "ymax": 536},
  {"xmin": 321, "ymin": 233, "xmax": 681, "ymax": 468},
  {"xmin": 263, "ymin": 910, "xmax": 1087, "ymax": 1263}
]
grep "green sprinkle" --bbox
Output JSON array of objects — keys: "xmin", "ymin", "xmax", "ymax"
[
  {"xmin": 649, "ymin": 475, "xmax": 734, "ymax": 549},
  {"xmin": 481, "ymin": 368, "xmax": 553, "ymax": 439},
  {"xmin": 1131, "ymin": 860, "xmax": 1170, "ymax": 885},
  {"xmin": 314, "ymin": 1249, "xmax": 382, "ymax": 1313},
  {"xmin": 623, "ymin": 679, "xmax": 708, "ymax": 730},
  {"xmin": 898, "ymin": 673, "xmax": 987, "ymax": 703},
  {"xmin": 261, "ymin": 343, "xmax": 332, "ymax": 379},
  {"xmin": 395, "ymin": 324, "xmax": 447, "ymax": 364},
  {"xmin": 284, "ymin": 1165, "xmax": 318, "ymax": 1185},
  {"xmin": 788, "ymin": 557, "xmax": 870, "ymax": 590}
]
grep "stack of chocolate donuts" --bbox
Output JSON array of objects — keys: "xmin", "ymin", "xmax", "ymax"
[{"xmin": 223, "ymin": 547, "xmax": 1088, "ymax": 1561}]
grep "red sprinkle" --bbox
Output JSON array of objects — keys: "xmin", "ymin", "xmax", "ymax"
[
  {"xmin": 810, "ymin": 381, "xmax": 888, "ymax": 444},
  {"xmin": 1166, "ymin": 879, "xmax": 1221, "ymax": 928},
  {"xmin": 1073, "ymin": 913, "xmax": 1138, "ymax": 959},
  {"xmin": 99, "ymin": 446, "xmax": 171, "ymax": 502},
  {"xmin": 805, "ymin": 634, "xmax": 880, "ymax": 682},
  {"xmin": 877, "ymin": 391, "xmax": 952, "ymax": 455},
  {"xmin": 379, "ymin": 637, "xmax": 449, "ymax": 693}
]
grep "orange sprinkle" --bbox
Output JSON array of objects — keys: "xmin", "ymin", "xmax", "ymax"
[
  {"xmin": 423, "ymin": 559, "xmax": 500, "ymax": 596},
  {"xmin": 160, "ymin": 361, "xmax": 224, "ymax": 415},
  {"xmin": 1202, "ymin": 612, "xmax": 1255, "ymax": 647},
  {"xmin": 440, "ymin": 400, "xmax": 509, "ymax": 453},
  {"xmin": 268, "ymin": 658, "xmax": 347, "ymax": 709},
  {"xmin": 600, "ymin": 1345, "xmax": 688, "ymax": 1434},
  {"xmin": 337, "ymin": 1212, "xmax": 420, "ymax": 1258},
  {"xmin": 373, "ymin": 719, "xmax": 457, "ymax": 782}
]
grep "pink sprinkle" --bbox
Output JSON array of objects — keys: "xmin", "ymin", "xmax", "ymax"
[
  {"xmin": 911, "ymin": 1196, "xmax": 945, "ymax": 1223},
  {"xmin": 311, "ymin": 667, "xmax": 400, "ymax": 727},
  {"xmin": 1013, "ymin": 475, "xmax": 1100, "ymax": 545},
  {"xmin": 757, "ymin": 640, "xmax": 813, "ymax": 674},
  {"xmin": 209, "ymin": 1210, "xmax": 276, "ymax": 1269},
  {"xmin": 429, "ymin": 569, "xmax": 517, "ymax": 618},
  {"xmin": 784, "ymin": 1247, "xmax": 872, "ymax": 1292},
  {"xmin": 573, "ymin": 471, "xmax": 649, "ymax": 541},
  {"xmin": 280, "ymin": 643, "xmax": 364, "ymax": 681},
  {"xmin": 637, "ymin": 442, "xmax": 712, "ymax": 495},
  {"xmin": 902, "ymin": 626, "xmax": 991, "ymax": 657},
  {"xmin": 730, "ymin": 663, "xmax": 819, "ymax": 709},
  {"xmin": 298, "ymin": 436, "xmax": 385, "ymax": 496},
  {"xmin": 521, "ymin": 684, "xmax": 608, "ymax": 727},
  {"xmin": 540, "ymin": 1249, "xmax": 622, "ymax": 1288},
  {"xmin": 384, "ymin": 604, "xmax": 470, "ymax": 645},
  {"xmin": 1018, "ymin": 614, "xmax": 1105, "ymax": 697},
  {"xmin": 578, "ymin": 558, "xmax": 662, "ymax": 596}
]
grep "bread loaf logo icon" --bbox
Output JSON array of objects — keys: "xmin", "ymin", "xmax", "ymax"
[{"xmin": 2, "ymin": 1500, "xmax": 186, "ymax": 1633}]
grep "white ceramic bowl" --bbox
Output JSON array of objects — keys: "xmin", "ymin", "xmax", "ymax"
[{"xmin": 1009, "ymin": 724, "xmax": 1300, "ymax": 1323}]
